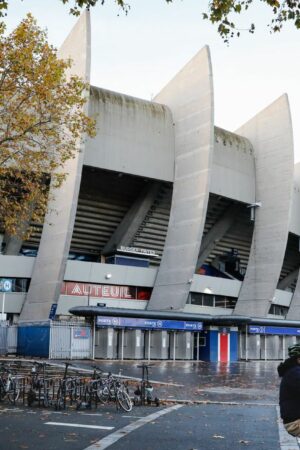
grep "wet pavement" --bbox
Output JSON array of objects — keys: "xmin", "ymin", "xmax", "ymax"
[
  {"xmin": 67, "ymin": 359, "xmax": 281, "ymax": 405},
  {"xmin": 1, "ymin": 358, "xmax": 299, "ymax": 449}
]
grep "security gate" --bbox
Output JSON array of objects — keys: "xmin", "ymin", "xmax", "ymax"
[
  {"xmin": 49, "ymin": 322, "xmax": 92, "ymax": 359},
  {"xmin": 0, "ymin": 323, "xmax": 17, "ymax": 355},
  {"xmin": 0, "ymin": 323, "xmax": 7, "ymax": 354}
]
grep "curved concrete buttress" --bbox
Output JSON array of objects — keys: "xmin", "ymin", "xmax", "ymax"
[
  {"xmin": 147, "ymin": 46, "xmax": 214, "ymax": 311},
  {"xmin": 287, "ymin": 165, "xmax": 300, "ymax": 319},
  {"xmin": 234, "ymin": 94, "xmax": 294, "ymax": 317},
  {"xmin": 20, "ymin": 11, "xmax": 91, "ymax": 321}
]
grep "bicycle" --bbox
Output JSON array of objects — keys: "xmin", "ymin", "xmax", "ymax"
[
  {"xmin": 27, "ymin": 362, "xmax": 52, "ymax": 407},
  {"xmin": 55, "ymin": 363, "xmax": 80, "ymax": 410},
  {"xmin": 0, "ymin": 364, "xmax": 20, "ymax": 404},
  {"xmin": 96, "ymin": 371, "xmax": 133, "ymax": 412},
  {"xmin": 76, "ymin": 366, "xmax": 104, "ymax": 410}
]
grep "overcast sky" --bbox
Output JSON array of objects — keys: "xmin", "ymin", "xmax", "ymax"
[{"xmin": 5, "ymin": 0, "xmax": 300, "ymax": 161}]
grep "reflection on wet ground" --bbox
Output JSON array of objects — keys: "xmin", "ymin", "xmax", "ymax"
[{"xmin": 71, "ymin": 360, "xmax": 281, "ymax": 404}]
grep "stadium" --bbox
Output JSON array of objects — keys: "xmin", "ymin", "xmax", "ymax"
[{"xmin": 1, "ymin": 11, "xmax": 300, "ymax": 362}]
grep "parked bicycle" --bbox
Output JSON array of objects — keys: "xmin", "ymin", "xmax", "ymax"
[
  {"xmin": 27, "ymin": 362, "xmax": 53, "ymax": 407},
  {"xmin": 96, "ymin": 371, "xmax": 133, "ymax": 412},
  {"xmin": 0, "ymin": 364, "xmax": 20, "ymax": 404},
  {"xmin": 76, "ymin": 366, "xmax": 104, "ymax": 409},
  {"xmin": 55, "ymin": 362, "xmax": 81, "ymax": 410}
]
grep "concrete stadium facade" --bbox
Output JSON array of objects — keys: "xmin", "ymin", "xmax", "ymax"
[{"xmin": 1, "ymin": 11, "xmax": 300, "ymax": 361}]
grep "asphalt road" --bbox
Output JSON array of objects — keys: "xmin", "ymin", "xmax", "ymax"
[{"xmin": 0, "ymin": 402, "xmax": 284, "ymax": 450}]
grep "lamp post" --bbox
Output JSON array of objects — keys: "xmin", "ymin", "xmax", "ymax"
[{"xmin": 1, "ymin": 292, "xmax": 5, "ymax": 321}]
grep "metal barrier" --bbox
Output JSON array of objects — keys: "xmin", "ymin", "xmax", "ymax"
[
  {"xmin": 0, "ymin": 324, "xmax": 7, "ymax": 355},
  {"xmin": 6, "ymin": 325, "xmax": 17, "ymax": 354},
  {"xmin": 0, "ymin": 323, "xmax": 17, "ymax": 355},
  {"xmin": 49, "ymin": 322, "xmax": 92, "ymax": 359}
]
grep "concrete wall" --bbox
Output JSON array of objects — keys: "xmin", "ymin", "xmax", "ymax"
[
  {"xmin": 20, "ymin": 11, "xmax": 91, "ymax": 321},
  {"xmin": 84, "ymin": 87, "xmax": 174, "ymax": 181},
  {"xmin": 148, "ymin": 46, "xmax": 214, "ymax": 311},
  {"xmin": 0, "ymin": 256, "xmax": 34, "ymax": 278},
  {"xmin": 234, "ymin": 95, "xmax": 294, "ymax": 317},
  {"xmin": 0, "ymin": 293, "xmax": 25, "ymax": 314},
  {"xmin": 64, "ymin": 260, "xmax": 156, "ymax": 286},
  {"xmin": 211, "ymin": 127, "xmax": 255, "ymax": 204},
  {"xmin": 190, "ymin": 274, "xmax": 241, "ymax": 297}
]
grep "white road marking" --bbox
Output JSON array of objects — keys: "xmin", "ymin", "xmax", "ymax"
[
  {"xmin": 78, "ymin": 413, "xmax": 104, "ymax": 417},
  {"xmin": 122, "ymin": 415, "xmax": 144, "ymax": 419},
  {"xmin": 276, "ymin": 406, "xmax": 300, "ymax": 449},
  {"xmin": 83, "ymin": 404, "xmax": 183, "ymax": 450},
  {"xmin": 45, "ymin": 422, "xmax": 114, "ymax": 430},
  {"xmin": 0, "ymin": 408, "xmax": 23, "ymax": 413}
]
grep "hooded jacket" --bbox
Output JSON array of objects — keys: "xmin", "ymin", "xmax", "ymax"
[{"xmin": 278, "ymin": 357, "xmax": 300, "ymax": 423}]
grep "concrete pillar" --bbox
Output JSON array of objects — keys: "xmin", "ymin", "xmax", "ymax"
[
  {"xmin": 20, "ymin": 11, "xmax": 91, "ymax": 321},
  {"xmin": 234, "ymin": 95, "xmax": 294, "ymax": 317},
  {"xmin": 148, "ymin": 46, "xmax": 214, "ymax": 311}
]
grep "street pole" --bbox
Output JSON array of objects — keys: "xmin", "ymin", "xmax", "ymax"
[{"xmin": 1, "ymin": 292, "xmax": 5, "ymax": 321}]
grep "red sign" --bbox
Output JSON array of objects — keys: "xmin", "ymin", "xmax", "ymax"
[{"xmin": 61, "ymin": 282, "xmax": 151, "ymax": 301}]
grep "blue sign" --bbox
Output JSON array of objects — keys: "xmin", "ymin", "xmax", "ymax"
[
  {"xmin": 249, "ymin": 325, "xmax": 300, "ymax": 336},
  {"xmin": 0, "ymin": 279, "xmax": 12, "ymax": 292},
  {"xmin": 48, "ymin": 303, "xmax": 57, "ymax": 320},
  {"xmin": 96, "ymin": 316, "xmax": 203, "ymax": 331}
]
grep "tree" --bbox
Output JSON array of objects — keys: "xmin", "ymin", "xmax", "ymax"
[
  {"xmin": 0, "ymin": 14, "xmax": 95, "ymax": 239},
  {"xmin": 1, "ymin": 0, "xmax": 299, "ymax": 42}
]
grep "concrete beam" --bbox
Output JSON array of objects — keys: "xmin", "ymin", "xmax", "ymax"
[
  {"xmin": 196, "ymin": 204, "xmax": 239, "ymax": 271},
  {"xmin": 147, "ymin": 46, "xmax": 214, "ymax": 311},
  {"xmin": 102, "ymin": 182, "xmax": 161, "ymax": 255},
  {"xmin": 287, "ymin": 268, "xmax": 300, "ymax": 319},
  {"xmin": 277, "ymin": 268, "xmax": 299, "ymax": 290},
  {"xmin": 19, "ymin": 11, "xmax": 91, "ymax": 321},
  {"xmin": 234, "ymin": 95, "xmax": 294, "ymax": 317}
]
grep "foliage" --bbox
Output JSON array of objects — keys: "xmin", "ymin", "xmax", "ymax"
[
  {"xmin": 0, "ymin": 0, "xmax": 300, "ymax": 41},
  {"xmin": 203, "ymin": 0, "xmax": 300, "ymax": 42},
  {"xmin": 0, "ymin": 14, "xmax": 95, "ymax": 238},
  {"xmin": 58, "ymin": 0, "xmax": 300, "ymax": 41}
]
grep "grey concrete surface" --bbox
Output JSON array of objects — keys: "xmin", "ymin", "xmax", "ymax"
[
  {"xmin": 20, "ymin": 11, "xmax": 91, "ymax": 321},
  {"xmin": 149, "ymin": 46, "xmax": 214, "ymax": 312},
  {"xmin": 234, "ymin": 95, "xmax": 294, "ymax": 318}
]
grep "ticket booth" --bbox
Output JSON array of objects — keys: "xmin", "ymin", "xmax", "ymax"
[
  {"xmin": 169, "ymin": 331, "xmax": 193, "ymax": 360},
  {"xmin": 94, "ymin": 327, "xmax": 118, "ymax": 359},
  {"xmin": 95, "ymin": 315, "xmax": 203, "ymax": 360},
  {"xmin": 144, "ymin": 330, "xmax": 169, "ymax": 359}
]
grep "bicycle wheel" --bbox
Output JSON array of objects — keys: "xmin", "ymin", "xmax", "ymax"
[
  {"xmin": 97, "ymin": 383, "xmax": 111, "ymax": 404},
  {"xmin": 55, "ymin": 387, "xmax": 65, "ymax": 410},
  {"xmin": 116, "ymin": 388, "xmax": 132, "ymax": 412},
  {"xmin": 7, "ymin": 381, "xmax": 20, "ymax": 403}
]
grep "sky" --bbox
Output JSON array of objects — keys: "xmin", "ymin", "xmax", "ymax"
[{"xmin": 4, "ymin": 0, "xmax": 300, "ymax": 161}]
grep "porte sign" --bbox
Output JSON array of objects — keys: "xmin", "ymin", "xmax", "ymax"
[
  {"xmin": 249, "ymin": 325, "xmax": 300, "ymax": 336},
  {"xmin": 96, "ymin": 316, "xmax": 203, "ymax": 331}
]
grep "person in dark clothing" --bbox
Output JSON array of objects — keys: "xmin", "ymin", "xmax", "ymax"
[{"xmin": 278, "ymin": 344, "xmax": 300, "ymax": 436}]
